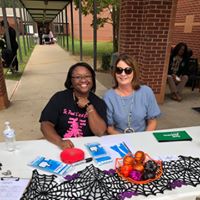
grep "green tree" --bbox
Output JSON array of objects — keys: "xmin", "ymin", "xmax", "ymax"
[
  {"xmin": 0, "ymin": 0, "xmax": 13, "ymax": 7},
  {"xmin": 74, "ymin": 0, "xmax": 120, "ymax": 52}
]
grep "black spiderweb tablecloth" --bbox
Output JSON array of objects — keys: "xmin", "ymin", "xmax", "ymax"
[{"xmin": 21, "ymin": 155, "xmax": 200, "ymax": 200}]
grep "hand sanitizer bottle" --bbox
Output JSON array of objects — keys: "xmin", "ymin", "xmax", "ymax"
[{"xmin": 3, "ymin": 121, "xmax": 16, "ymax": 151}]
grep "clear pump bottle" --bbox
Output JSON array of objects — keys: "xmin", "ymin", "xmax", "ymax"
[{"xmin": 3, "ymin": 121, "xmax": 16, "ymax": 151}]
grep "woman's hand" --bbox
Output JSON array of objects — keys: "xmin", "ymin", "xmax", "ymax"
[
  {"xmin": 41, "ymin": 121, "xmax": 74, "ymax": 149},
  {"xmin": 59, "ymin": 139, "xmax": 74, "ymax": 150},
  {"xmin": 172, "ymin": 74, "xmax": 181, "ymax": 84},
  {"xmin": 107, "ymin": 126, "xmax": 120, "ymax": 135},
  {"xmin": 76, "ymin": 96, "xmax": 90, "ymax": 108}
]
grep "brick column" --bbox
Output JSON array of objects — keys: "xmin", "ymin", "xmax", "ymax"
[
  {"xmin": 0, "ymin": 62, "xmax": 9, "ymax": 109},
  {"xmin": 119, "ymin": 0, "xmax": 178, "ymax": 103}
]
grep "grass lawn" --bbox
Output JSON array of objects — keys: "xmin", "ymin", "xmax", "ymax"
[{"xmin": 57, "ymin": 35, "xmax": 113, "ymax": 62}]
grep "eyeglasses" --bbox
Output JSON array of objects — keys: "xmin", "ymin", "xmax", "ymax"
[
  {"xmin": 115, "ymin": 67, "xmax": 133, "ymax": 75},
  {"xmin": 71, "ymin": 75, "xmax": 92, "ymax": 81}
]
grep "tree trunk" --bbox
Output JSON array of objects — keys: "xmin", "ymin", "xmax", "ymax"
[
  {"xmin": 112, "ymin": 4, "xmax": 119, "ymax": 52},
  {"xmin": 0, "ymin": 62, "xmax": 9, "ymax": 110}
]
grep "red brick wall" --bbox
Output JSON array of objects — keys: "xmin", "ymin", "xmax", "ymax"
[
  {"xmin": 172, "ymin": 0, "xmax": 200, "ymax": 59},
  {"xmin": 119, "ymin": 0, "xmax": 177, "ymax": 103},
  {"xmin": 67, "ymin": 6, "xmax": 112, "ymax": 41}
]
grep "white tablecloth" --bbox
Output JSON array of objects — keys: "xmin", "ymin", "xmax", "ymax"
[{"xmin": 1, "ymin": 126, "xmax": 200, "ymax": 200}]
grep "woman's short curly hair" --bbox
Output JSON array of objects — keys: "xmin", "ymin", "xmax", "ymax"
[{"xmin": 64, "ymin": 62, "xmax": 96, "ymax": 92}]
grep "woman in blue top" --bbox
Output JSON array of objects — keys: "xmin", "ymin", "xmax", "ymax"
[{"xmin": 103, "ymin": 53, "xmax": 160, "ymax": 134}]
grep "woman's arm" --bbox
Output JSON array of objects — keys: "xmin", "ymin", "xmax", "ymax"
[
  {"xmin": 76, "ymin": 96, "xmax": 107, "ymax": 136},
  {"xmin": 86, "ymin": 105, "xmax": 107, "ymax": 136},
  {"xmin": 107, "ymin": 125, "xmax": 120, "ymax": 135},
  {"xmin": 41, "ymin": 121, "xmax": 74, "ymax": 149},
  {"xmin": 145, "ymin": 118, "xmax": 157, "ymax": 131}
]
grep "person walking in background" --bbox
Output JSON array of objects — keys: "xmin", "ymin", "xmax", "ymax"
[
  {"xmin": 48, "ymin": 29, "xmax": 54, "ymax": 44},
  {"xmin": 39, "ymin": 62, "xmax": 107, "ymax": 149},
  {"xmin": 38, "ymin": 27, "xmax": 43, "ymax": 45},
  {"xmin": 167, "ymin": 42, "xmax": 189, "ymax": 102},
  {"xmin": 103, "ymin": 53, "xmax": 160, "ymax": 135},
  {"xmin": 0, "ymin": 20, "xmax": 19, "ymax": 72}
]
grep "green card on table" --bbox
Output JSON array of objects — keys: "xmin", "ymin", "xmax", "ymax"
[{"xmin": 153, "ymin": 131, "xmax": 192, "ymax": 142}]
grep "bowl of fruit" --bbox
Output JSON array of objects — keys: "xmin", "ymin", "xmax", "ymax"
[{"xmin": 115, "ymin": 151, "xmax": 162, "ymax": 184}]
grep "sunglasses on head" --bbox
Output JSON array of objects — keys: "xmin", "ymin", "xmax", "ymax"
[{"xmin": 115, "ymin": 67, "xmax": 133, "ymax": 75}]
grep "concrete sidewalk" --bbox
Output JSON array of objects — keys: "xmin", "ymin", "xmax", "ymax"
[{"xmin": 0, "ymin": 44, "xmax": 199, "ymax": 141}]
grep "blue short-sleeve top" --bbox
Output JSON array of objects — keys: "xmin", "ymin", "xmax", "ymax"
[{"xmin": 103, "ymin": 85, "xmax": 161, "ymax": 133}]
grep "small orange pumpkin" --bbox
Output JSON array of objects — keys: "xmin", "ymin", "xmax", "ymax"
[
  {"xmin": 134, "ymin": 151, "xmax": 145, "ymax": 163},
  {"xmin": 123, "ymin": 155, "xmax": 134, "ymax": 166},
  {"xmin": 133, "ymin": 163, "xmax": 144, "ymax": 172}
]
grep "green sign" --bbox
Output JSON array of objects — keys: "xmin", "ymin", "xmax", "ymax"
[{"xmin": 153, "ymin": 131, "xmax": 192, "ymax": 142}]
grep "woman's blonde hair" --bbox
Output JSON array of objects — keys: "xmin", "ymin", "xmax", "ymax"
[{"xmin": 113, "ymin": 53, "xmax": 140, "ymax": 90}]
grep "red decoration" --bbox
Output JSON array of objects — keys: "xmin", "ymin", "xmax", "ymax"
[
  {"xmin": 60, "ymin": 148, "xmax": 85, "ymax": 164},
  {"xmin": 120, "ymin": 165, "xmax": 133, "ymax": 177}
]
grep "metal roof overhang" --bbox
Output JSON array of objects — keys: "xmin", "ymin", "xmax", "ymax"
[{"xmin": 19, "ymin": 0, "xmax": 71, "ymax": 24}]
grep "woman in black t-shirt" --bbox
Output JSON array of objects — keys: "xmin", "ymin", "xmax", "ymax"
[{"xmin": 40, "ymin": 62, "xmax": 107, "ymax": 149}]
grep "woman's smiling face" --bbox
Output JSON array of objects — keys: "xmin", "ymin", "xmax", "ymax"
[
  {"xmin": 115, "ymin": 60, "xmax": 134, "ymax": 86},
  {"xmin": 71, "ymin": 66, "xmax": 93, "ymax": 96}
]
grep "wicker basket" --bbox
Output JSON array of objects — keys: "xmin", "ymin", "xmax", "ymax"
[{"xmin": 115, "ymin": 153, "xmax": 162, "ymax": 184}]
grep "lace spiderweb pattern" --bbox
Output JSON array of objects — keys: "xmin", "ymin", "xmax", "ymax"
[{"xmin": 21, "ymin": 155, "xmax": 200, "ymax": 200}]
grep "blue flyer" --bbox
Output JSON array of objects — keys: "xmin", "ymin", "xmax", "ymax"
[
  {"xmin": 85, "ymin": 142, "xmax": 112, "ymax": 165},
  {"xmin": 29, "ymin": 156, "xmax": 72, "ymax": 176}
]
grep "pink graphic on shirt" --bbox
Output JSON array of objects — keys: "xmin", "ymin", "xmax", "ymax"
[{"xmin": 63, "ymin": 109, "xmax": 87, "ymax": 138}]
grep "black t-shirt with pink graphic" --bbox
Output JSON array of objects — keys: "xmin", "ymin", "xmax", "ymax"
[{"xmin": 39, "ymin": 89, "xmax": 107, "ymax": 138}]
